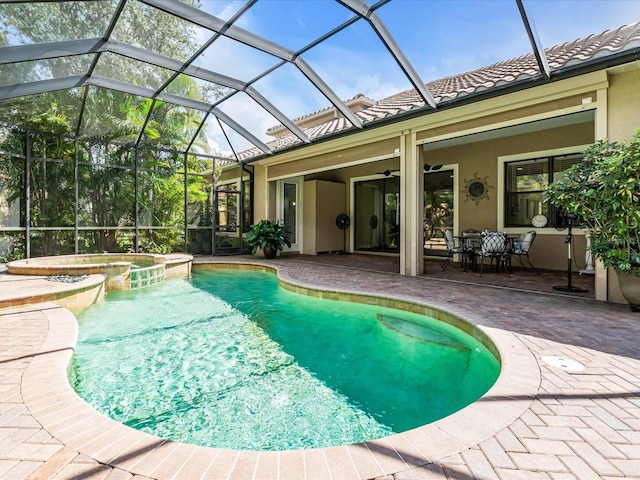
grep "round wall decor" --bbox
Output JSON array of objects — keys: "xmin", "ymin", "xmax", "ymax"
[
  {"xmin": 468, "ymin": 181, "xmax": 485, "ymax": 197},
  {"xmin": 463, "ymin": 173, "xmax": 492, "ymax": 206}
]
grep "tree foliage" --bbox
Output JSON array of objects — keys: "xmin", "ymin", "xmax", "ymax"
[
  {"xmin": 0, "ymin": 1, "xmax": 226, "ymax": 257},
  {"xmin": 544, "ymin": 130, "xmax": 640, "ymax": 274}
]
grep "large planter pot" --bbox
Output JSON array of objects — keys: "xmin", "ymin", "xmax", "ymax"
[
  {"xmin": 617, "ymin": 269, "xmax": 640, "ymax": 312},
  {"xmin": 262, "ymin": 245, "xmax": 277, "ymax": 259}
]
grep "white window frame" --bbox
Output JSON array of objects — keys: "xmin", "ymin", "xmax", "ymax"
[{"xmin": 497, "ymin": 145, "xmax": 590, "ymax": 235}]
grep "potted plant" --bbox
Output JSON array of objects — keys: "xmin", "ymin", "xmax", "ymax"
[
  {"xmin": 544, "ymin": 130, "xmax": 640, "ymax": 311},
  {"xmin": 246, "ymin": 219, "xmax": 291, "ymax": 259}
]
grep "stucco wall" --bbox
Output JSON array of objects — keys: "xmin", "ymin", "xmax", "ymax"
[
  {"xmin": 302, "ymin": 180, "xmax": 346, "ymax": 254},
  {"xmin": 421, "ymin": 122, "xmax": 593, "ymax": 271},
  {"xmin": 607, "ymin": 68, "xmax": 640, "ymax": 141},
  {"xmin": 426, "ymin": 123, "xmax": 593, "ymax": 224},
  {"xmin": 217, "ymin": 165, "xmax": 242, "ymax": 184},
  {"xmin": 257, "ymin": 121, "xmax": 594, "ymax": 271},
  {"xmin": 253, "ymin": 164, "xmax": 268, "ymax": 221}
]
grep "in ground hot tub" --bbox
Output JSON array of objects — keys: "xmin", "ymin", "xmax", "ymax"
[{"xmin": 7, "ymin": 253, "xmax": 192, "ymax": 291}]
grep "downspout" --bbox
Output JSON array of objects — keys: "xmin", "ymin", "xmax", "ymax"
[
  {"xmin": 183, "ymin": 152, "xmax": 188, "ymax": 254},
  {"xmin": 74, "ymin": 138, "xmax": 79, "ymax": 254},
  {"xmin": 241, "ymin": 163, "xmax": 254, "ymax": 254},
  {"xmin": 134, "ymin": 146, "xmax": 139, "ymax": 253},
  {"xmin": 24, "ymin": 133, "xmax": 31, "ymax": 259}
]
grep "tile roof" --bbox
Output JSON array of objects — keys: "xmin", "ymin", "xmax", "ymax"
[{"xmin": 237, "ymin": 22, "xmax": 640, "ymax": 162}]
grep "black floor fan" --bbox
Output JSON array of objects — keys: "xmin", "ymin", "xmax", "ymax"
[
  {"xmin": 335, "ymin": 213, "xmax": 351, "ymax": 254},
  {"xmin": 553, "ymin": 210, "xmax": 588, "ymax": 293}
]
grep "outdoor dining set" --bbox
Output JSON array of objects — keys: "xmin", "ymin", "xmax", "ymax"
[{"xmin": 442, "ymin": 229, "xmax": 538, "ymax": 274}]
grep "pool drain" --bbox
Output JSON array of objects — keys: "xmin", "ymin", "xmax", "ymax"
[{"xmin": 541, "ymin": 355, "xmax": 585, "ymax": 372}]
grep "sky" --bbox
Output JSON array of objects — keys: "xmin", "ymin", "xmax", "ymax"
[{"xmin": 186, "ymin": 0, "xmax": 640, "ymax": 155}]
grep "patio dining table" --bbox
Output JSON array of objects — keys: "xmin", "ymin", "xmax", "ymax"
[{"xmin": 458, "ymin": 232, "xmax": 518, "ymax": 273}]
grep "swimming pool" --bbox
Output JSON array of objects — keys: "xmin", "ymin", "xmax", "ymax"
[{"xmin": 70, "ymin": 269, "xmax": 500, "ymax": 451}]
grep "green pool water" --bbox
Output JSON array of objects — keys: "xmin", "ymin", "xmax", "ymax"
[{"xmin": 70, "ymin": 269, "xmax": 500, "ymax": 451}]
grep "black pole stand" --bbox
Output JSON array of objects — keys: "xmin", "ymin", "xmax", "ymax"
[
  {"xmin": 553, "ymin": 221, "xmax": 588, "ymax": 293},
  {"xmin": 337, "ymin": 223, "xmax": 351, "ymax": 255}
]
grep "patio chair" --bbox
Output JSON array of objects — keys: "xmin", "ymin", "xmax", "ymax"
[
  {"xmin": 511, "ymin": 230, "xmax": 539, "ymax": 273},
  {"xmin": 462, "ymin": 229, "xmax": 482, "ymax": 271},
  {"xmin": 478, "ymin": 232, "xmax": 510, "ymax": 274},
  {"xmin": 442, "ymin": 229, "xmax": 466, "ymax": 271}
]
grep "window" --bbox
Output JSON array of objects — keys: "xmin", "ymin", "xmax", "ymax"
[{"xmin": 504, "ymin": 153, "xmax": 582, "ymax": 228}]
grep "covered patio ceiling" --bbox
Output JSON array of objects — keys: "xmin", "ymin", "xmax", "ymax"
[{"xmin": 0, "ymin": 0, "xmax": 637, "ymax": 164}]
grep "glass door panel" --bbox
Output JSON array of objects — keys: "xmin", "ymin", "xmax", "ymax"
[
  {"xmin": 424, "ymin": 170, "xmax": 454, "ymax": 254},
  {"xmin": 384, "ymin": 178, "xmax": 400, "ymax": 252},
  {"xmin": 283, "ymin": 182, "xmax": 297, "ymax": 245},
  {"xmin": 354, "ymin": 177, "xmax": 399, "ymax": 253},
  {"xmin": 355, "ymin": 180, "xmax": 383, "ymax": 250}
]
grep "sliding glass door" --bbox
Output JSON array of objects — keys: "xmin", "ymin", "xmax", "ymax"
[
  {"xmin": 354, "ymin": 176, "xmax": 400, "ymax": 253},
  {"xmin": 424, "ymin": 169, "xmax": 454, "ymax": 254}
]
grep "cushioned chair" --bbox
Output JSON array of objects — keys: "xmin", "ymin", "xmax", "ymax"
[
  {"xmin": 442, "ymin": 229, "xmax": 465, "ymax": 271},
  {"xmin": 478, "ymin": 232, "xmax": 510, "ymax": 274},
  {"xmin": 511, "ymin": 230, "xmax": 539, "ymax": 273}
]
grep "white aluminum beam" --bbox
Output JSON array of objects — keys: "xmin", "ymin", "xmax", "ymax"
[
  {"xmin": 141, "ymin": 0, "xmax": 295, "ymax": 61},
  {"xmin": 84, "ymin": 76, "xmax": 271, "ymax": 154},
  {"xmin": 0, "ymin": 38, "xmax": 105, "ymax": 64},
  {"xmin": 294, "ymin": 57, "xmax": 363, "ymax": 129},
  {"xmin": 337, "ymin": 0, "xmax": 436, "ymax": 108},
  {"xmin": 102, "ymin": 40, "xmax": 247, "ymax": 91},
  {"xmin": 0, "ymin": 76, "xmax": 86, "ymax": 100},
  {"xmin": 211, "ymin": 107, "xmax": 272, "ymax": 154},
  {"xmin": 245, "ymin": 86, "xmax": 311, "ymax": 144},
  {"xmin": 86, "ymin": 75, "xmax": 159, "ymax": 100}
]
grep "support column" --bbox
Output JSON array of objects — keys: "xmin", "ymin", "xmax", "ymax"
[
  {"xmin": 594, "ymin": 88, "xmax": 608, "ymax": 301},
  {"xmin": 399, "ymin": 132, "xmax": 423, "ymax": 276}
]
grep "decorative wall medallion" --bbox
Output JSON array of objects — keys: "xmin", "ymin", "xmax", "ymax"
[{"xmin": 463, "ymin": 173, "xmax": 493, "ymax": 206}]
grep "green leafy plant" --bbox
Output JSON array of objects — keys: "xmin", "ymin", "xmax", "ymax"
[
  {"xmin": 544, "ymin": 130, "xmax": 640, "ymax": 275},
  {"xmin": 246, "ymin": 220, "xmax": 291, "ymax": 256}
]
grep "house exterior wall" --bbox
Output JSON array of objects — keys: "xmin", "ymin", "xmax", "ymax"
[
  {"xmin": 253, "ymin": 164, "xmax": 268, "ymax": 221},
  {"xmin": 423, "ymin": 123, "xmax": 594, "ymax": 271},
  {"xmin": 302, "ymin": 180, "xmax": 347, "ymax": 254},
  {"xmin": 251, "ymin": 67, "xmax": 639, "ymax": 303},
  {"xmin": 608, "ymin": 68, "xmax": 640, "ymax": 142}
]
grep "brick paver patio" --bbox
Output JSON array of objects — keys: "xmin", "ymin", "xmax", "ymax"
[{"xmin": 0, "ymin": 255, "xmax": 638, "ymax": 479}]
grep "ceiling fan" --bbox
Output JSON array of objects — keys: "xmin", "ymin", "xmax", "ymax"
[
  {"xmin": 424, "ymin": 164, "xmax": 443, "ymax": 172},
  {"xmin": 376, "ymin": 168, "xmax": 400, "ymax": 177}
]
